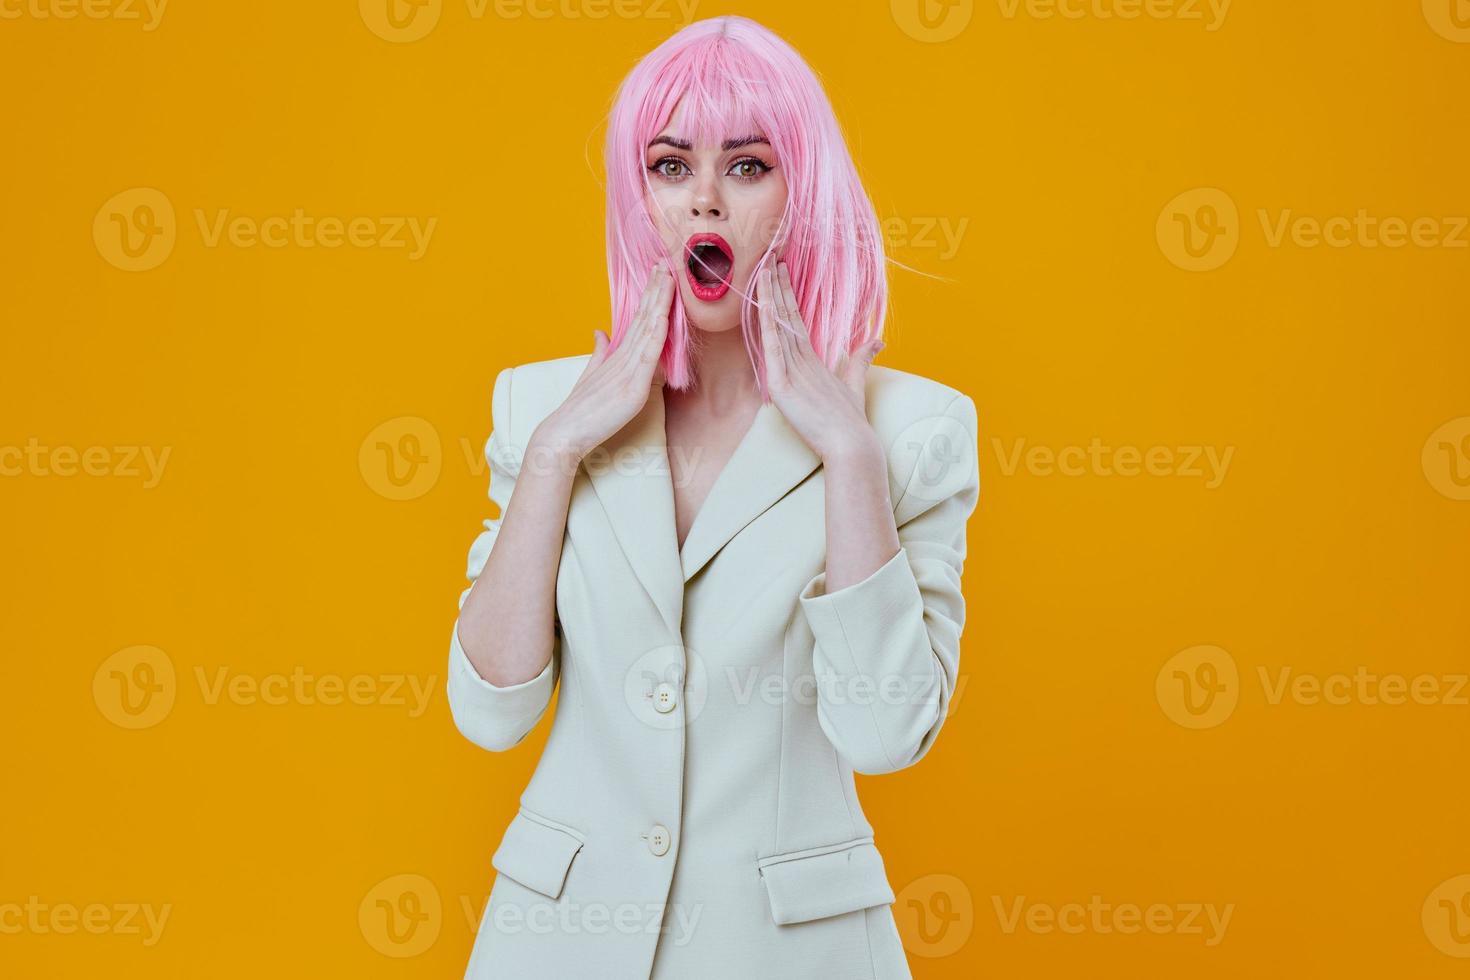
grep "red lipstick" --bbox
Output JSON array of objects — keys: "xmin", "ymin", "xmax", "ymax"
[{"xmin": 684, "ymin": 232, "xmax": 734, "ymax": 302}]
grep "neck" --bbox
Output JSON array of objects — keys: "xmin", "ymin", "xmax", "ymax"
[{"xmin": 674, "ymin": 321, "xmax": 761, "ymax": 413}]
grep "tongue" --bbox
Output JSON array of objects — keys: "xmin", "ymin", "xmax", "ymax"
[{"xmin": 690, "ymin": 245, "xmax": 732, "ymax": 285}]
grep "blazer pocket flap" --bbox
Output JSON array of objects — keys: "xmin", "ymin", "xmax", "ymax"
[
  {"xmin": 757, "ymin": 837, "xmax": 896, "ymax": 925},
  {"xmin": 491, "ymin": 809, "xmax": 585, "ymax": 901}
]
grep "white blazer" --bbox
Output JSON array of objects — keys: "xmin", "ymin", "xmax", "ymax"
[{"xmin": 447, "ymin": 353, "xmax": 980, "ymax": 980}]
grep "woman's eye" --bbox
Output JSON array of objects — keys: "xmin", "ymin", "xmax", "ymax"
[
  {"xmin": 729, "ymin": 158, "xmax": 773, "ymax": 181},
  {"xmin": 649, "ymin": 158, "xmax": 689, "ymax": 179}
]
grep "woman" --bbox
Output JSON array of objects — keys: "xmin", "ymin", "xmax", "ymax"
[{"xmin": 447, "ymin": 15, "xmax": 979, "ymax": 980}]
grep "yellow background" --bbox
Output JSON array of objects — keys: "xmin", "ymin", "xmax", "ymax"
[{"xmin": 3, "ymin": 1, "xmax": 1468, "ymax": 976}]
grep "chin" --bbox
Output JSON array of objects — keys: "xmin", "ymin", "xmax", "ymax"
[{"xmin": 679, "ymin": 287, "xmax": 745, "ymax": 334}]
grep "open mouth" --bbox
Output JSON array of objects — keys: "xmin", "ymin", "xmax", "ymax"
[{"xmin": 684, "ymin": 233, "xmax": 734, "ymax": 301}]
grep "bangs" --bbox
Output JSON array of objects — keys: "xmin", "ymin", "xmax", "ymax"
[{"xmin": 643, "ymin": 36, "xmax": 781, "ymax": 155}]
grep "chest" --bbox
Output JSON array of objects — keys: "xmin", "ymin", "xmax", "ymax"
[{"xmin": 664, "ymin": 401, "xmax": 762, "ymax": 550}]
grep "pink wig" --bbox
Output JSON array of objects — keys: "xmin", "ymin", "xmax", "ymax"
[{"xmin": 603, "ymin": 16, "xmax": 888, "ymax": 395}]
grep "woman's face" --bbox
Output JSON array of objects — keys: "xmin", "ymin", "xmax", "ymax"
[{"xmin": 643, "ymin": 103, "xmax": 788, "ymax": 334}]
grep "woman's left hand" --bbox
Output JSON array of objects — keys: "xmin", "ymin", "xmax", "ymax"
[{"xmin": 756, "ymin": 260, "xmax": 886, "ymax": 462}]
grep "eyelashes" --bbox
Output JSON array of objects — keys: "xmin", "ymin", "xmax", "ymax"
[{"xmin": 646, "ymin": 156, "xmax": 776, "ymax": 183}]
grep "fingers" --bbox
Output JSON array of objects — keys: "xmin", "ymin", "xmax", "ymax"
[
  {"xmin": 775, "ymin": 262, "xmax": 816, "ymax": 359},
  {"xmin": 841, "ymin": 338, "xmax": 884, "ymax": 395},
  {"xmin": 633, "ymin": 265, "xmax": 674, "ymax": 384},
  {"xmin": 756, "ymin": 264, "xmax": 787, "ymax": 390},
  {"xmin": 766, "ymin": 263, "xmax": 801, "ymax": 370},
  {"xmin": 587, "ymin": 329, "xmax": 610, "ymax": 370},
  {"xmin": 608, "ymin": 263, "xmax": 669, "ymax": 373}
]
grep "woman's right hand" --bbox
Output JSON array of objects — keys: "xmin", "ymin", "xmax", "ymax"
[{"xmin": 531, "ymin": 263, "xmax": 675, "ymax": 466}]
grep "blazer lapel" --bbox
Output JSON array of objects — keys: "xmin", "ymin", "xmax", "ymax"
[
  {"xmin": 583, "ymin": 390, "xmax": 824, "ymax": 636},
  {"xmin": 678, "ymin": 400, "xmax": 822, "ymax": 583},
  {"xmin": 582, "ymin": 387, "xmax": 686, "ymax": 639}
]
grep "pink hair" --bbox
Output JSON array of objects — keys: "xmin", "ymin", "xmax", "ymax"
[{"xmin": 602, "ymin": 15, "xmax": 888, "ymax": 395}]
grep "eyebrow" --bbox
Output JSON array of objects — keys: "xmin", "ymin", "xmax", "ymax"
[{"xmin": 647, "ymin": 135, "xmax": 770, "ymax": 152}]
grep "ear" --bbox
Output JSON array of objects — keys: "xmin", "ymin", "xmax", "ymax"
[{"xmin": 841, "ymin": 339, "xmax": 884, "ymax": 395}]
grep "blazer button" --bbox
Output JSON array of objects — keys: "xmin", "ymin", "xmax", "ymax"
[
  {"xmin": 652, "ymin": 682, "xmax": 678, "ymax": 714},
  {"xmin": 647, "ymin": 824, "xmax": 671, "ymax": 856}
]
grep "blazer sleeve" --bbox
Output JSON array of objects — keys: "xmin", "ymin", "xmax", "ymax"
[
  {"xmin": 797, "ymin": 392, "xmax": 979, "ymax": 775},
  {"xmin": 446, "ymin": 365, "xmax": 561, "ymax": 752}
]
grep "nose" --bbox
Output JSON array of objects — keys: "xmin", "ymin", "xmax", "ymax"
[{"xmin": 690, "ymin": 172, "xmax": 724, "ymax": 219}]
